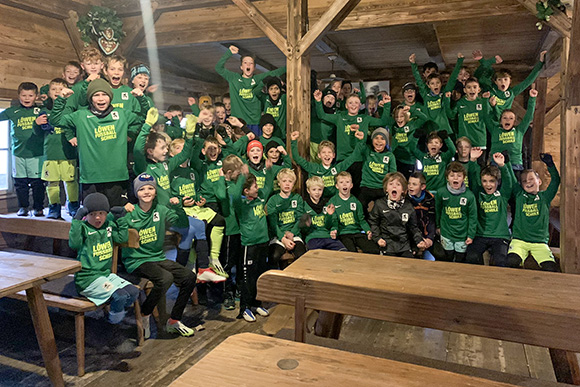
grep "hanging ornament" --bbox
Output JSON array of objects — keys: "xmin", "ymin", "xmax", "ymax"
[{"xmin": 77, "ymin": 6, "xmax": 126, "ymax": 55}]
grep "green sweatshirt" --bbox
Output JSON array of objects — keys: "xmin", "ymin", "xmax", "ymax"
[
  {"xmin": 62, "ymin": 79, "xmax": 90, "ymax": 115},
  {"xmin": 411, "ymin": 136, "xmax": 456, "ymax": 192},
  {"xmin": 336, "ymin": 81, "xmax": 366, "ymax": 112},
  {"xmin": 247, "ymin": 154, "xmax": 291, "ymax": 198},
  {"xmin": 291, "ymin": 139, "xmax": 362, "ymax": 197},
  {"xmin": 230, "ymin": 174, "xmax": 270, "ymax": 245},
  {"xmin": 301, "ymin": 202, "xmax": 337, "ymax": 243},
  {"xmin": 412, "ymin": 57, "xmax": 464, "ymax": 133},
  {"xmin": 50, "ymin": 96, "xmax": 142, "ymax": 184},
  {"xmin": 263, "ymin": 94, "xmax": 287, "ymax": 140},
  {"xmin": 265, "ymin": 192, "xmax": 304, "ymax": 240},
  {"xmin": 215, "ymin": 50, "xmax": 286, "ymax": 125},
  {"xmin": 122, "ymin": 201, "xmax": 188, "ymax": 273},
  {"xmin": 478, "ymin": 59, "xmax": 544, "ymax": 117},
  {"xmin": 388, "ymin": 106, "xmax": 429, "ymax": 165},
  {"xmin": 360, "ymin": 146, "xmax": 397, "ymax": 190},
  {"xmin": 32, "ymin": 106, "xmax": 77, "ymax": 161},
  {"xmin": 328, "ymin": 194, "xmax": 370, "ymax": 235},
  {"xmin": 468, "ymin": 163, "xmax": 513, "ymax": 239},
  {"xmin": 69, "ymin": 215, "xmax": 128, "ymax": 292},
  {"xmin": 488, "ymin": 97, "xmax": 536, "ymax": 166},
  {"xmin": 315, "ymin": 101, "xmax": 387, "ymax": 161},
  {"xmin": 259, "ymin": 135, "xmax": 284, "ymax": 149},
  {"xmin": 446, "ymin": 95, "xmax": 492, "ymax": 148},
  {"xmin": 133, "ymin": 123, "xmax": 193, "ymax": 205},
  {"xmin": 435, "ymin": 185, "xmax": 477, "ymax": 242},
  {"xmin": 0, "ymin": 105, "xmax": 44, "ymax": 158},
  {"xmin": 224, "ymin": 179, "xmax": 241, "ymax": 236},
  {"xmin": 310, "ymin": 100, "xmax": 336, "ymax": 144},
  {"xmin": 512, "ymin": 165, "xmax": 560, "ymax": 244}
]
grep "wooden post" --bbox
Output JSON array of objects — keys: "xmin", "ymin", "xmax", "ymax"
[
  {"xmin": 63, "ymin": 10, "xmax": 85, "ymax": 60},
  {"xmin": 531, "ymin": 77, "xmax": 548, "ymax": 160}
]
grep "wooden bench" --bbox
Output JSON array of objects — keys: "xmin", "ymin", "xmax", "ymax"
[
  {"xmin": 7, "ymin": 228, "xmax": 142, "ymax": 376},
  {"xmin": 257, "ymin": 250, "xmax": 580, "ymax": 383},
  {"xmin": 0, "ymin": 214, "xmax": 71, "ymax": 254},
  {"xmin": 169, "ymin": 333, "xmax": 518, "ymax": 386}
]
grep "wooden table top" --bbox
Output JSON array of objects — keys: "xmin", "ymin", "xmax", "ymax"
[
  {"xmin": 257, "ymin": 250, "xmax": 580, "ymax": 352},
  {"xmin": 169, "ymin": 333, "xmax": 517, "ymax": 387},
  {"xmin": 0, "ymin": 251, "xmax": 81, "ymax": 298}
]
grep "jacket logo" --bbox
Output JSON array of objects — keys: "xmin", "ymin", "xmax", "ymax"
[
  {"xmin": 350, "ymin": 202, "xmax": 356, "ymax": 210},
  {"xmin": 356, "ymin": 117, "xmax": 362, "ymax": 123},
  {"xmin": 34, "ymin": 107, "xmax": 40, "ymax": 114},
  {"xmin": 460, "ymin": 197, "xmax": 467, "ymax": 205},
  {"xmin": 291, "ymin": 200, "xmax": 297, "ymax": 208},
  {"xmin": 122, "ymin": 92, "xmax": 129, "ymax": 100},
  {"xmin": 476, "ymin": 104, "xmax": 482, "ymax": 111},
  {"xmin": 505, "ymin": 91, "xmax": 511, "ymax": 97},
  {"xmin": 153, "ymin": 212, "xmax": 160, "ymax": 222},
  {"xmin": 402, "ymin": 213, "xmax": 409, "ymax": 222},
  {"xmin": 383, "ymin": 156, "xmax": 390, "ymax": 164},
  {"xmin": 404, "ymin": 126, "xmax": 409, "ymax": 133},
  {"xmin": 331, "ymin": 167, "xmax": 337, "ymax": 175},
  {"xmin": 107, "ymin": 226, "xmax": 112, "ymax": 238},
  {"xmin": 111, "ymin": 111, "xmax": 119, "ymax": 120}
]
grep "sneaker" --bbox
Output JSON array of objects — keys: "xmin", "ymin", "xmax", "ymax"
[
  {"xmin": 197, "ymin": 268, "xmax": 226, "ymax": 283},
  {"xmin": 68, "ymin": 201, "xmax": 80, "ymax": 218},
  {"xmin": 142, "ymin": 315, "xmax": 151, "ymax": 340},
  {"xmin": 255, "ymin": 306, "xmax": 269, "ymax": 317},
  {"xmin": 17, "ymin": 208, "xmax": 28, "ymax": 216},
  {"xmin": 166, "ymin": 320, "xmax": 195, "ymax": 337},
  {"xmin": 242, "ymin": 308, "xmax": 256, "ymax": 322},
  {"xmin": 46, "ymin": 204, "xmax": 61, "ymax": 219},
  {"xmin": 108, "ymin": 310, "xmax": 126, "ymax": 324},
  {"xmin": 33, "ymin": 209, "xmax": 44, "ymax": 217},
  {"xmin": 223, "ymin": 292, "xmax": 235, "ymax": 310},
  {"xmin": 210, "ymin": 262, "xmax": 229, "ymax": 278}
]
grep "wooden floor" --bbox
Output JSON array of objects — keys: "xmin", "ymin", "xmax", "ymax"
[{"xmin": 0, "ymin": 223, "xmax": 567, "ymax": 387}]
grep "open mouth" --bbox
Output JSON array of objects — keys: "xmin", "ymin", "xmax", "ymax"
[
  {"xmin": 391, "ymin": 190, "xmax": 399, "ymax": 198},
  {"xmin": 500, "ymin": 85, "xmax": 507, "ymax": 91},
  {"xmin": 503, "ymin": 123, "xmax": 512, "ymax": 129},
  {"xmin": 112, "ymin": 76, "xmax": 121, "ymax": 84},
  {"xmin": 246, "ymin": 67, "xmax": 251, "ymax": 73}
]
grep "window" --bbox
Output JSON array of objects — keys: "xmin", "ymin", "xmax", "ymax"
[{"xmin": 0, "ymin": 101, "xmax": 11, "ymax": 192}]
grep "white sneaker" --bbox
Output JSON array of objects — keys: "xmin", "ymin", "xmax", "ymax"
[
  {"xmin": 142, "ymin": 315, "xmax": 151, "ymax": 339},
  {"xmin": 166, "ymin": 320, "xmax": 195, "ymax": 337},
  {"xmin": 255, "ymin": 306, "xmax": 269, "ymax": 317},
  {"xmin": 242, "ymin": 308, "xmax": 256, "ymax": 322},
  {"xmin": 197, "ymin": 268, "xmax": 226, "ymax": 283}
]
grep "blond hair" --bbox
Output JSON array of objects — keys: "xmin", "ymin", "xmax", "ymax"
[
  {"xmin": 276, "ymin": 168, "xmax": 296, "ymax": 184},
  {"xmin": 222, "ymin": 154, "xmax": 244, "ymax": 175},
  {"xmin": 306, "ymin": 176, "xmax": 324, "ymax": 190},
  {"xmin": 80, "ymin": 47, "xmax": 103, "ymax": 63},
  {"xmin": 336, "ymin": 171, "xmax": 352, "ymax": 183},
  {"xmin": 318, "ymin": 140, "xmax": 335, "ymax": 154},
  {"xmin": 383, "ymin": 172, "xmax": 408, "ymax": 192},
  {"xmin": 169, "ymin": 138, "xmax": 185, "ymax": 156}
]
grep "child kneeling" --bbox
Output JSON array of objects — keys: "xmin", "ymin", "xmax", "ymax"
[{"xmin": 69, "ymin": 193, "xmax": 139, "ymax": 324}]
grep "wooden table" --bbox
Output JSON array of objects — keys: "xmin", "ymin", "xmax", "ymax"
[
  {"xmin": 169, "ymin": 333, "xmax": 518, "ymax": 386},
  {"xmin": 257, "ymin": 250, "xmax": 580, "ymax": 353},
  {"xmin": 0, "ymin": 250, "xmax": 81, "ymax": 386}
]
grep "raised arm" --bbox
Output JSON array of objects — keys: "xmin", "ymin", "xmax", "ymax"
[
  {"xmin": 443, "ymin": 54, "xmax": 465, "ymax": 93},
  {"xmin": 512, "ymin": 51, "xmax": 546, "ymax": 96}
]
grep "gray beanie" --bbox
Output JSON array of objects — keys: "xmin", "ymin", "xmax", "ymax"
[
  {"xmin": 133, "ymin": 173, "xmax": 157, "ymax": 193},
  {"xmin": 83, "ymin": 193, "xmax": 110, "ymax": 214},
  {"xmin": 371, "ymin": 127, "xmax": 389, "ymax": 142}
]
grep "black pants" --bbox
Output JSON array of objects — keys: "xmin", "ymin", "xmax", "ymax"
[
  {"xmin": 358, "ymin": 187, "xmax": 384, "ymax": 218},
  {"xmin": 396, "ymin": 161, "xmax": 415, "ymax": 180},
  {"xmin": 339, "ymin": 233, "xmax": 379, "ymax": 254},
  {"xmin": 82, "ymin": 180, "xmax": 129, "ymax": 207},
  {"xmin": 221, "ymin": 234, "xmax": 242, "ymax": 293},
  {"xmin": 269, "ymin": 240, "xmax": 307, "ymax": 269},
  {"xmin": 465, "ymin": 237, "xmax": 509, "ymax": 266},
  {"xmin": 381, "ymin": 249, "xmax": 415, "ymax": 258},
  {"xmin": 132, "ymin": 260, "xmax": 196, "ymax": 320},
  {"xmin": 443, "ymin": 250, "xmax": 466, "ymax": 263},
  {"xmin": 239, "ymin": 243, "xmax": 269, "ymax": 311},
  {"xmin": 14, "ymin": 177, "xmax": 45, "ymax": 210}
]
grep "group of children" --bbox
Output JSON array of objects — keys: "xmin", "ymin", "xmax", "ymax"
[{"xmin": 1, "ymin": 44, "xmax": 560, "ymax": 339}]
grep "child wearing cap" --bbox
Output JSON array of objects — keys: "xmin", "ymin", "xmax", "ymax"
[
  {"xmin": 400, "ymin": 82, "xmax": 425, "ymax": 112},
  {"xmin": 246, "ymin": 139, "xmax": 290, "ymax": 199},
  {"xmin": 122, "ymin": 173, "xmax": 197, "ymax": 338},
  {"xmin": 258, "ymin": 113, "xmax": 284, "ymax": 148},
  {"xmin": 310, "ymin": 88, "xmax": 338, "ymax": 152},
  {"xmin": 290, "ymin": 129, "xmax": 364, "ymax": 198},
  {"xmin": 50, "ymin": 78, "xmax": 143, "ymax": 206},
  {"xmin": 130, "ymin": 63, "xmax": 155, "ymax": 115},
  {"xmin": 69, "ymin": 193, "xmax": 139, "ymax": 324},
  {"xmin": 261, "ymin": 77, "xmax": 287, "ymax": 141},
  {"xmin": 358, "ymin": 127, "xmax": 397, "ymax": 217},
  {"xmin": 104, "ymin": 55, "xmax": 150, "ymax": 116}
]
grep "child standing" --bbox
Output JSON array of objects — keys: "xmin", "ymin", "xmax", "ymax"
[
  {"xmin": 1, "ymin": 82, "xmax": 44, "ymax": 216},
  {"xmin": 122, "ymin": 173, "xmax": 197, "ymax": 338},
  {"xmin": 328, "ymin": 172, "xmax": 378, "ymax": 254},
  {"xmin": 261, "ymin": 77, "xmax": 287, "ymax": 141},
  {"xmin": 435, "ymin": 162, "xmax": 477, "ymax": 263},
  {"xmin": 69, "ymin": 193, "xmax": 139, "ymax": 324},
  {"xmin": 62, "ymin": 47, "xmax": 104, "ymax": 114},
  {"xmin": 389, "ymin": 104, "xmax": 429, "ymax": 179},
  {"xmin": 411, "ymin": 130, "xmax": 456, "ymax": 193},
  {"xmin": 407, "ymin": 172, "xmax": 438, "ymax": 261},
  {"xmin": 507, "ymin": 153, "xmax": 560, "ymax": 271},
  {"xmin": 258, "ymin": 113, "xmax": 284, "ymax": 148},
  {"xmin": 369, "ymin": 172, "xmax": 425, "ymax": 257}
]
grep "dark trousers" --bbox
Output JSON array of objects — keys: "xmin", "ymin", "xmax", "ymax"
[
  {"xmin": 396, "ymin": 161, "xmax": 415, "ymax": 180},
  {"xmin": 14, "ymin": 177, "xmax": 45, "ymax": 210},
  {"xmin": 221, "ymin": 234, "xmax": 242, "ymax": 293},
  {"xmin": 306, "ymin": 238, "xmax": 347, "ymax": 251},
  {"xmin": 132, "ymin": 260, "xmax": 196, "ymax": 320},
  {"xmin": 82, "ymin": 180, "xmax": 129, "ymax": 207},
  {"xmin": 239, "ymin": 243, "xmax": 268, "ymax": 311},
  {"xmin": 339, "ymin": 233, "xmax": 379, "ymax": 254},
  {"xmin": 269, "ymin": 240, "xmax": 307, "ymax": 269},
  {"xmin": 380, "ymin": 249, "xmax": 415, "ymax": 258},
  {"xmin": 346, "ymin": 162, "xmax": 363, "ymax": 197},
  {"xmin": 358, "ymin": 187, "xmax": 384, "ymax": 217},
  {"xmin": 465, "ymin": 237, "xmax": 509, "ymax": 266}
]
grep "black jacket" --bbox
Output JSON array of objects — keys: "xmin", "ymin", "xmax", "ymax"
[
  {"xmin": 407, "ymin": 191, "xmax": 436, "ymax": 242},
  {"xmin": 368, "ymin": 197, "xmax": 423, "ymax": 254}
]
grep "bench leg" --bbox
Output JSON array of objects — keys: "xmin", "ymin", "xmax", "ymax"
[
  {"xmin": 26, "ymin": 285, "xmax": 65, "ymax": 387},
  {"xmin": 75, "ymin": 313, "xmax": 85, "ymax": 377},
  {"xmin": 134, "ymin": 301, "xmax": 144, "ymax": 346},
  {"xmin": 294, "ymin": 296, "xmax": 306, "ymax": 342},
  {"xmin": 52, "ymin": 239, "xmax": 61, "ymax": 256},
  {"xmin": 314, "ymin": 312, "xmax": 344, "ymax": 340},
  {"xmin": 550, "ymin": 348, "xmax": 580, "ymax": 385}
]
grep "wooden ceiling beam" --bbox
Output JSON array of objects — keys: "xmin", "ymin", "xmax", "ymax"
[
  {"xmin": 0, "ymin": 0, "xmax": 90, "ymax": 19},
  {"xmin": 314, "ymin": 36, "xmax": 361, "ymax": 76},
  {"xmin": 103, "ymin": 0, "xmax": 238, "ymax": 17},
  {"xmin": 118, "ymin": 1, "xmax": 161, "ymax": 58},
  {"xmin": 231, "ymin": 0, "xmax": 288, "ymax": 55},
  {"xmin": 419, "ymin": 24, "xmax": 446, "ymax": 69},
  {"xmin": 515, "ymin": 0, "xmax": 571, "ymax": 38},
  {"xmin": 62, "ymin": 10, "xmax": 86, "ymax": 60}
]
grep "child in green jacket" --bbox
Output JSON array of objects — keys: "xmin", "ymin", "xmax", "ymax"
[
  {"xmin": 69, "ymin": 193, "xmax": 139, "ymax": 324},
  {"xmin": 411, "ymin": 130, "xmax": 457, "ymax": 193}
]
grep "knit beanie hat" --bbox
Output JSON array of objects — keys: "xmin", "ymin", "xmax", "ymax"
[
  {"xmin": 402, "ymin": 82, "xmax": 418, "ymax": 93},
  {"xmin": 259, "ymin": 114, "xmax": 276, "ymax": 129},
  {"xmin": 198, "ymin": 95, "xmax": 212, "ymax": 107},
  {"xmin": 322, "ymin": 88, "xmax": 337, "ymax": 100},
  {"xmin": 247, "ymin": 140, "xmax": 263, "ymax": 154},
  {"xmin": 371, "ymin": 128, "xmax": 390, "ymax": 146},
  {"xmin": 133, "ymin": 173, "xmax": 157, "ymax": 193},
  {"xmin": 130, "ymin": 64, "xmax": 151, "ymax": 82},
  {"xmin": 265, "ymin": 140, "xmax": 279, "ymax": 154},
  {"xmin": 265, "ymin": 76, "xmax": 282, "ymax": 90},
  {"xmin": 86, "ymin": 79, "xmax": 113, "ymax": 101},
  {"xmin": 83, "ymin": 193, "xmax": 110, "ymax": 214}
]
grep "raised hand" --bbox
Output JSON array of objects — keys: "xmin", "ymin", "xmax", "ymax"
[
  {"xmin": 229, "ymin": 45, "xmax": 239, "ymax": 55},
  {"xmin": 326, "ymin": 204, "xmax": 335, "ymax": 215},
  {"xmin": 482, "ymin": 91, "xmax": 491, "ymax": 99},
  {"xmin": 35, "ymin": 115, "xmax": 48, "ymax": 125},
  {"xmin": 457, "ymin": 52, "xmax": 464, "ymax": 59},
  {"xmin": 277, "ymin": 145, "xmax": 287, "ymax": 156},
  {"xmin": 290, "ymin": 130, "xmax": 300, "ymax": 141},
  {"xmin": 530, "ymin": 88, "xmax": 538, "ymax": 98},
  {"xmin": 131, "ymin": 88, "xmax": 144, "ymax": 97},
  {"xmin": 354, "ymin": 130, "xmax": 365, "ymax": 140},
  {"xmin": 495, "ymin": 55, "xmax": 503, "ymax": 64},
  {"xmin": 540, "ymin": 50, "xmax": 547, "ymax": 62},
  {"xmin": 313, "ymin": 89, "xmax": 323, "ymax": 102},
  {"xmin": 470, "ymin": 147, "xmax": 483, "ymax": 161},
  {"xmin": 489, "ymin": 96, "xmax": 497, "ymax": 106},
  {"xmin": 472, "ymin": 50, "xmax": 483, "ymax": 61},
  {"xmin": 492, "ymin": 152, "xmax": 505, "ymax": 167},
  {"xmin": 87, "ymin": 73, "xmax": 100, "ymax": 82},
  {"xmin": 409, "ymin": 53, "xmax": 416, "ymax": 63},
  {"xmin": 147, "ymin": 85, "xmax": 158, "ymax": 94},
  {"xmin": 60, "ymin": 87, "xmax": 74, "ymax": 98},
  {"xmin": 540, "ymin": 153, "xmax": 555, "ymax": 167},
  {"xmin": 145, "ymin": 107, "xmax": 159, "ymax": 126},
  {"xmin": 187, "ymin": 97, "xmax": 196, "ymax": 106}
]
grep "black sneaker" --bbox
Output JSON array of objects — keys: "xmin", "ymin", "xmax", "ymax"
[
  {"xmin": 33, "ymin": 209, "xmax": 44, "ymax": 217},
  {"xmin": 223, "ymin": 292, "xmax": 235, "ymax": 310},
  {"xmin": 17, "ymin": 208, "xmax": 28, "ymax": 216}
]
